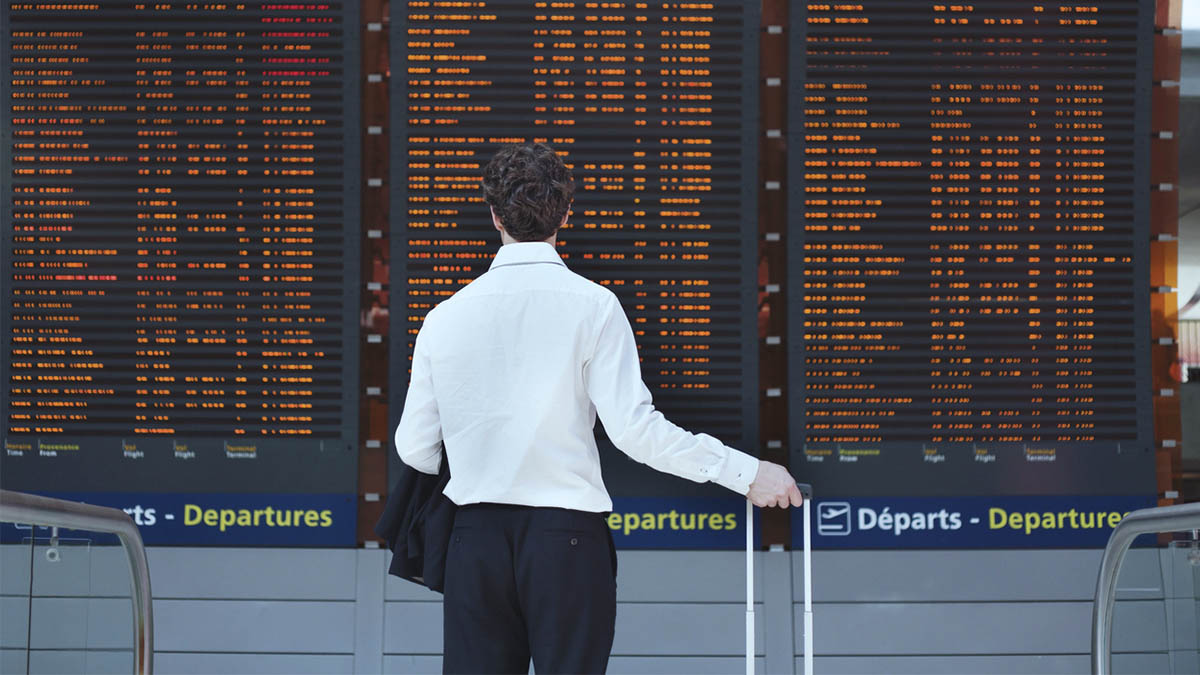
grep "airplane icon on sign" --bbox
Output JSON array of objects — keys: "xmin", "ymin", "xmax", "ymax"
[{"xmin": 817, "ymin": 502, "xmax": 852, "ymax": 536}]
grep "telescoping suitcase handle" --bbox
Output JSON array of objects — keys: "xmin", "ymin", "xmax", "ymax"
[
  {"xmin": 746, "ymin": 483, "xmax": 814, "ymax": 675},
  {"xmin": 797, "ymin": 483, "xmax": 813, "ymax": 675},
  {"xmin": 796, "ymin": 483, "xmax": 813, "ymax": 500}
]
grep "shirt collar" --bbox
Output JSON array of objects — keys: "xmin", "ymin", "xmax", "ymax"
[{"xmin": 488, "ymin": 241, "xmax": 567, "ymax": 271}]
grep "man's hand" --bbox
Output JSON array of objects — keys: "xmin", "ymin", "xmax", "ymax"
[{"xmin": 746, "ymin": 461, "xmax": 804, "ymax": 508}]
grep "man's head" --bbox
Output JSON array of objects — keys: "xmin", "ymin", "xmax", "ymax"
[{"xmin": 481, "ymin": 143, "xmax": 574, "ymax": 242}]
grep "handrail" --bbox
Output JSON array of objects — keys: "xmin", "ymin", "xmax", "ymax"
[
  {"xmin": 0, "ymin": 490, "xmax": 153, "ymax": 675},
  {"xmin": 1091, "ymin": 501, "xmax": 1200, "ymax": 675}
]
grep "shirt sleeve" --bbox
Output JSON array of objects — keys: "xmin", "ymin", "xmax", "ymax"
[
  {"xmin": 394, "ymin": 319, "xmax": 443, "ymax": 475},
  {"xmin": 584, "ymin": 294, "xmax": 759, "ymax": 495}
]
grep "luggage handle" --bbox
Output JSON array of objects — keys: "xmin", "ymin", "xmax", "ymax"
[
  {"xmin": 746, "ymin": 483, "xmax": 815, "ymax": 675},
  {"xmin": 796, "ymin": 482, "xmax": 813, "ymax": 500}
]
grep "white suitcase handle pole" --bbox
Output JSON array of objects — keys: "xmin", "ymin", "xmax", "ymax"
[
  {"xmin": 799, "ymin": 484, "xmax": 813, "ymax": 675},
  {"xmin": 745, "ymin": 498, "xmax": 754, "ymax": 675},
  {"xmin": 746, "ymin": 484, "xmax": 814, "ymax": 675}
]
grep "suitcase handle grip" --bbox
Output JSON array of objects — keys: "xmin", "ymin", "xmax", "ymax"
[{"xmin": 796, "ymin": 483, "xmax": 813, "ymax": 500}]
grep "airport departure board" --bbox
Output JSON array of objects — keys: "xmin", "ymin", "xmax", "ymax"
[
  {"xmin": 787, "ymin": 1, "xmax": 1157, "ymax": 547},
  {"xmin": 1, "ymin": 1, "xmax": 360, "ymax": 545},
  {"xmin": 390, "ymin": 1, "xmax": 760, "ymax": 547}
]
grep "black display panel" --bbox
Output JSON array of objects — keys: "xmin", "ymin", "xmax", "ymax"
[
  {"xmin": 1, "ymin": 0, "xmax": 360, "ymax": 545},
  {"xmin": 390, "ymin": 1, "xmax": 760, "ymax": 548},
  {"xmin": 786, "ymin": 1, "xmax": 1156, "ymax": 547}
]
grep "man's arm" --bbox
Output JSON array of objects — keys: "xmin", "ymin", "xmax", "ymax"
[
  {"xmin": 585, "ymin": 294, "xmax": 802, "ymax": 507},
  {"xmin": 584, "ymin": 294, "xmax": 766, "ymax": 495},
  {"xmin": 394, "ymin": 324, "xmax": 443, "ymax": 475}
]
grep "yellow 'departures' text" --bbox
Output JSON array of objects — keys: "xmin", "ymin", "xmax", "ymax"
[
  {"xmin": 183, "ymin": 504, "xmax": 333, "ymax": 532},
  {"xmin": 989, "ymin": 507, "xmax": 1129, "ymax": 536},
  {"xmin": 607, "ymin": 510, "xmax": 737, "ymax": 536}
]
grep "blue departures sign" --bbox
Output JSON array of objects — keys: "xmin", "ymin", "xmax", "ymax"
[
  {"xmin": 2, "ymin": 493, "xmax": 748, "ymax": 549},
  {"xmin": 0, "ymin": 493, "xmax": 356, "ymax": 547},
  {"xmin": 791, "ymin": 495, "xmax": 1157, "ymax": 549}
]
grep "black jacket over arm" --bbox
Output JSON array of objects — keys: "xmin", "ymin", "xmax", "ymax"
[{"xmin": 373, "ymin": 458, "xmax": 456, "ymax": 593}]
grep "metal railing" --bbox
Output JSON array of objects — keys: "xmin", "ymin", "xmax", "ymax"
[
  {"xmin": 1091, "ymin": 501, "xmax": 1200, "ymax": 675},
  {"xmin": 0, "ymin": 490, "xmax": 154, "ymax": 674}
]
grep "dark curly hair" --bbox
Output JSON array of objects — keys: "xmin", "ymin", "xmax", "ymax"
[{"xmin": 481, "ymin": 143, "xmax": 574, "ymax": 242}]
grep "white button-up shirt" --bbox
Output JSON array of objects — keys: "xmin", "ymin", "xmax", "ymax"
[{"xmin": 394, "ymin": 241, "xmax": 759, "ymax": 512}]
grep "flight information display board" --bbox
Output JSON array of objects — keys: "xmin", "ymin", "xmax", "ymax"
[
  {"xmin": 390, "ymin": 1, "xmax": 760, "ymax": 548},
  {"xmin": 1, "ymin": 0, "xmax": 361, "ymax": 545},
  {"xmin": 787, "ymin": 1, "xmax": 1156, "ymax": 548}
]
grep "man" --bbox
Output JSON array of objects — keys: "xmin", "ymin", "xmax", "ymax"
[{"xmin": 394, "ymin": 143, "xmax": 804, "ymax": 675}]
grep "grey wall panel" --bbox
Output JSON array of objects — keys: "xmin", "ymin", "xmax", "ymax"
[
  {"xmin": 29, "ymin": 542, "xmax": 95, "ymax": 596},
  {"xmin": 155, "ymin": 652, "xmax": 355, "ymax": 674},
  {"xmin": 382, "ymin": 551, "xmax": 764, "ymax": 603},
  {"xmin": 762, "ymin": 551, "xmax": 796, "ymax": 675},
  {"xmin": 1100, "ymin": 653, "xmax": 1172, "ymax": 675},
  {"xmin": 608, "ymin": 656, "xmax": 764, "ymax": 674},
  {"xmin": 1167, "ymin": 650, "xmax": 1200, "ymax": 674},
  {"xmin": 612, "ymin": 604, "xmax": 763, "ymax": 656},
  {"xmin": 145, "ymin": 548, "xmax": 357, "ymax": 600},
  {"xmin": 28, "ymin": 598, "xmax": 132, "ymax": 649},
  {"xmin": 792, "ymin": 600, "xmax": 1166, "ymax": 655},
  {"xmin": 89, "ymin": 545, "xmax": 145, "ymax": 599},
  {"xmin": 22, "ymin": 649, "xmax": 134, "ymax": 674},
  {"xmin": 10, "ymin": 545, "xmax": 357, "ymax": 601},
  {"xmin": 25, "ymin": 649, "xmax": 85, "ymax": 674},
  {"xmin": 1161, "ymin": 547, "xmax": 1200, "ymax": 599},
  {"xmin": 154, "ymin": 600, "xmax": 355, "ymax": 653},
  {"xmin": 0, "ymin": 649, "xmax": 25, "ymax": 673},
  {"xmin": 79, "ymin": 650, "xmax": 134, "ymax": 674},
  {"xmin": 807, "ymin": 654, "xmax": 1087, "ymax": 674},
  {"xmin": 383, "ymin": 654, "xmax": 442, "ymax": 674},
  {"xmin": 1167, "ymin": 597, "xmax": 1199, "ymax": 649},
  {"xmin": 0, "ymin": 652, "xmax": 356, "ymax": 675},
  {"xmin": 354, "ymin": 550, "xmax": 386, "ymax": 674},
  {"xmin": 791, "ymin": 550, "xmax": 1163, "ymax": 603},
  {"xmin": 383, "ymin": 601, "xmax": 766, "ymax": 658},
  {"xmin": 380, "ymin": 654, "xmax": 767, "ymax": 674},
  {"xmin": 803, "ymin": 653, "xmax": 1171, "ymax": 675},
  {"xmin": 1, "ymin": 597, "xmax": 29, "ymax": 648},
  {"xmin": 0, "ymin": 648, "xmax": 135, "ymax": 672},
  {"xmin": 613, "ymin": 552, "xmax": 762, "ymax": 603},
  {"xmin": 383, "ymin": 601, "xmax": 442, "ymax": 654},
  {"xmin": 8, "ymin": 546, "xmax": 1194, "ymax": 674},
  {"xmin": 0, "ymin": 545, "xmax": 31, "ymax": 595},
  {"xmin": 1108, "ymin": 548, "xmax": 1163, "ymax": 599},
  {"xmin": 1083, "ymin": 600, "xmax": 1168, "ymax": 654}
]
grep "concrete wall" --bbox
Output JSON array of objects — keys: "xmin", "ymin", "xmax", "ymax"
[{"xmin": 1, "ymin": 546, "xmax": 1197, "ymax": 674}]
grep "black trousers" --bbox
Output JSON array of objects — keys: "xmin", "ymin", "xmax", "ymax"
[{"xmin": 442, "ymin": 503, "xmax": 618, "ymax": 675}]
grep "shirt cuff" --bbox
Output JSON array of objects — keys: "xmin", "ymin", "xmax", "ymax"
[{"xmin": 714, "ymin": 448, "xmax": 760, "ymax": 496}]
